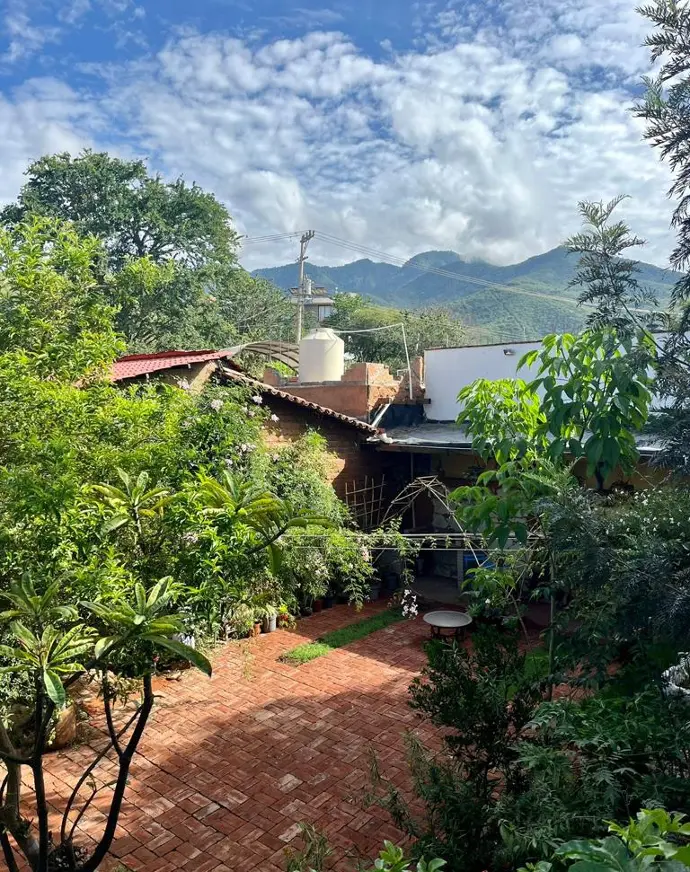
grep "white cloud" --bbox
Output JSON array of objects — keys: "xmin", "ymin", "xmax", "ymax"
[
  {"xmin": 0, "ymin": 2, "xmax": 678, "ymax": 276},
  {"xmin": 1, "ymin": 6, "xmax": 61, "ymax": 63}
]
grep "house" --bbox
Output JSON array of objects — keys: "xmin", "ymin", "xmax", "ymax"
[
  {"xmin": 110, "ymin": 347, "xmax": 391, "ymax": 501},
  {"xmin": 364, "ymin": 340, "xmax": 667, "ymax": 593}
]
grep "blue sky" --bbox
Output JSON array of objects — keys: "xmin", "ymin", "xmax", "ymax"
[{"xmin": 0, "ymin": 0, "xmax": 677, "ymax": 270}]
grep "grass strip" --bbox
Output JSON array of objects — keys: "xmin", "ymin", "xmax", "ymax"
[{"xmin": 280, "ymin": 608, "xmax": 405, "ymax": 665}]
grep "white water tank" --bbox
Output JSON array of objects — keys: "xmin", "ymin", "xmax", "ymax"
[{"xmin": 299, "ymin": 328, "xmax": 345, "ymax": 383}]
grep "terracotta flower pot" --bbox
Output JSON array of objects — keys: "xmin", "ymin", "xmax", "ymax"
[
  {"xmin": 48, "ymin": 703, "xmax": 78, "ymax": 751},
  {"xmin": 252, "ymin": 622, "xmax": 262, "ymax": 638}
]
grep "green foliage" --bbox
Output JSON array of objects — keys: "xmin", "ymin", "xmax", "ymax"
[
  {"xmin": 1, "ymin": 150, "xmax": 238, "ymax": 270},
  {"xmin": 0, "ymin": 217, "xmax": 123, "ymax": 380},
  {"xmin": 565, "ymin": 198, "xmax": 656, "ymax": 333},
  {"xmin": 519, "ymin": 809, "xmax": 690, "ymax": 872},
  {"xmin": 0, "ymin": 150, "xmax": 294, "ymax": 351},
  {"xmin": 279, "ymin": 609, "xmax": 406, "ymax": 665},
  {"xmin": 325, "ymin": 293, "xmax": 464, "ymax": 370},
  {"xmin": 457, "ymin": 378, "xmax": 546, "ymax": 464},
  {"xmin": 521, "ymin": 330, "xmax": 654, "ymax": 484}
]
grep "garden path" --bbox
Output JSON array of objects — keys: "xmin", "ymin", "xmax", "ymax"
[{"xmin": 44, "ymin": 602, "xmax": 437, "ymax": 872}]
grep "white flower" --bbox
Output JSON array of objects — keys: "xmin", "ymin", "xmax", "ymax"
[
  {"xmin": 272, "ymin": 453, "xmax": 280, "ymax": 462},
  {"xmin": 251, "ymin": 394, "xmax": 263, "ymax": 405},
  {"xmin": 210, "ymin": 399, "xmax": 223, "ymax": 412},
  {"xmin": 225, "ymin": 458, "xmax": 233, "ymax": 467},
  {"xmin": 178, "ymin": 378, "xmax": 191, "ymax": 391},
  {"xmin": 485, "ymin": 598, "xmax": 491, "ymax": 605},
  {"xmin": 182, "ymin": 532, "xmax": 199, "ymax": 545},
  {"xmin": 270, "ymin": 414, "xmax": 279, "ymax": 422},
  {"xmin": 247, "ymin": 410, "xmax": 256, "ymax": 418}
]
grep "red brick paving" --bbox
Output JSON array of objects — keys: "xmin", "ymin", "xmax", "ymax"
[{"xmin": 39, "ymin": 602, "xmax": 436, "ymax": 871}]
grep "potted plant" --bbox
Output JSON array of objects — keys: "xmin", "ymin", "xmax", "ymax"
[
  {"xmin": 251, "ymin": 612, "xmax": 262, "ymax": 637},
  {"xmin": 261, "ymin": 605, "xmax": 278, "ymax": 633},
  {"xmin": 277, "ymin": 604, "xmax": 293, "ymax": 628},
  {"xmin": 323, "ymin": 590, "xmax": 335, "ymax": 609}
]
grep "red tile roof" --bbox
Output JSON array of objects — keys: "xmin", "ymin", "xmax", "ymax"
[
  {"xmin": 111, "ymin": 349, "xmax": 239, "ymax": 381},
  {"xmin": 218, "ymin": 366, "xmax": 378, "ymax": 434}
]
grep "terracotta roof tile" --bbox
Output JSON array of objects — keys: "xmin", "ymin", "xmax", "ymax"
[
  {"xmin": 218, "ymin": 366, "xmax": 377, "ymax": 434},
  {"xmin": 111, "ymin": 349, "xmax": 239, "ymax": 381}
]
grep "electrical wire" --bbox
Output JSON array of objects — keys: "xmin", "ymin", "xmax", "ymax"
[{"xmin": 315, "ymin": 231, "xmax": 586, "ymax": 309}]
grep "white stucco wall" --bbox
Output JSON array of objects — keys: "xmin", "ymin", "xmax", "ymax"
[
  {"xmin": 424, "ymin": 341, "xmax": 544, "ymax": 422},
  {"xmin": 424, "ymin": 334, "xmax": 671, "ymax": 422}
]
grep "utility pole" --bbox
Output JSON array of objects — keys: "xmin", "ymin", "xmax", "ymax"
[{"xmin": 295, "ymin": 230, "xmax": 315, "ymax": 342}]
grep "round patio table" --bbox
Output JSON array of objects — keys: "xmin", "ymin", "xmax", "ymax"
[{"xmin": 423, "ymin": 610, "xmax": 473, "ymax": 641}]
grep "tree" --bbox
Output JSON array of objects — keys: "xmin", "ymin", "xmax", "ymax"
[
  {"xmin": 520, "ymin": 330, "xmax": 654, "ymax": 489},
  {"xmin": 1, "ymin": 151, "xmax": 294, "ymax": 352},
  {"xmin": 0, "ymin": 576, "xmax": 210, "ymax": 872},
  {"xmin": 1, "ymin": 151, "xmax": 237, "ymax": 270},
  {"xmin": 325, "ymin": 293, "xmax": 464, "ymax": 371},
  {"xmin": 0, "ymin": 217, "xmax": 123, "ymax": 381}
]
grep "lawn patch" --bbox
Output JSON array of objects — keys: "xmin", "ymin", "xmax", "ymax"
[{"xmin": 280, "ymin": 609, "xmax": 405, "ymax": 665}]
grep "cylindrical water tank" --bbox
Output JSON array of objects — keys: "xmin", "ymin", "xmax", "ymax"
[{"xmin": 299, "ymin": 328, "xmax": 345, "ymax": 383}]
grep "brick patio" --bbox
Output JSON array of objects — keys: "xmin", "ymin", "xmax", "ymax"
[{"xmin": 42, "ymin": 602, "xmax": 437, "ymax": 871}]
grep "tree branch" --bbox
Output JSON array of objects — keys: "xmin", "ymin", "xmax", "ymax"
[
  {"xmin": 78, "ymin": 674, "xmax": 155, "ymax": 872},
  {"xmin": 102, "ymin": 679, "xmax": 123, "ymax": 760},
  {"xmin": 60, "ymin": 705, "xmax": 141, "ymax": 846}
]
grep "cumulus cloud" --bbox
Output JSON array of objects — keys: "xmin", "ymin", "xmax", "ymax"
[{"xmin": 0, "ymin": 0, "xmax": 678, "ymax": 274}]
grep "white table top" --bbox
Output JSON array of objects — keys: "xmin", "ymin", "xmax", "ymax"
[{"xmin": 423, "ymin": 610, "xmax": 473, "ymax": 628}]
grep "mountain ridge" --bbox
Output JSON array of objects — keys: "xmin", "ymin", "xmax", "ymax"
[{"xmin": 251, "ymin": 246, "xmax": 680, "ymax": 342}]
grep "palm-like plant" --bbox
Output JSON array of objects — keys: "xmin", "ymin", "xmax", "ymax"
[
  {"xmin": 0, "ymin": 575, "xmax": 210, "ymax": 872},
  {"xmin": 88, "ymin": 467, "xmax": 174, "ymax": 542},
  {"xmin": 84, "ymin": 577, "xmax": 211, "ymax": 676},
  {"xmin": 194, "ymin": 469, "xmax": 324, "ymax": 571}
]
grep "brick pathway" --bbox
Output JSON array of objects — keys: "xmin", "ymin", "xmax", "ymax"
[{"xmin": 43, "ymin": 602, "xmax": 437, "ymax": 871}]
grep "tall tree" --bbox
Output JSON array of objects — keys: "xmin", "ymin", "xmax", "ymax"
[
  {"xmin": 1, "ymin": 151, "xmax": 294, "ymax": 352},
  {"xmin": 1, "ymin": 151, "xmax": 238, "ymax": 270}
]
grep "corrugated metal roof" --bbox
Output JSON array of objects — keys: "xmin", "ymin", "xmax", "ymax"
[
  {"xmin": 112, "ymin": 349, "xmax": 239, "ymax": 381},
  {"xmin": 219, "ymin": 366, "xmax": 377, "ymax": 434},
  {"xmin": 369, "ymin": 422, "xmax": 472, "ymax": 450},
  {"xmin": 370, "ymin": 422, "xmax": 663, "ymax": 456}
]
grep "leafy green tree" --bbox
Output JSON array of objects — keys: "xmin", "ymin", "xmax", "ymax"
[
  {"xmin": 0, "ymin": 217, "xmax": 123, "ymax": 380},
  {"xmin": 326, "ymin": 293, "xmax": 464, "ymax": 370},
  {"xmin": 520, "ymin": 330, "xmax": 654, "ymax": 488},
  {"xmin": 1, "ymin": 151, "xmax": 294, "ymax": 351},
  {"xmin": 1, "ymin": 151, "xmax": 237, "ymax": 269}
]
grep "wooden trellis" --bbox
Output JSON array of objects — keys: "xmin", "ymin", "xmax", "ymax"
[{"xmin": 344, "ymin": 475, "xmax": 386, "ymax": 530}]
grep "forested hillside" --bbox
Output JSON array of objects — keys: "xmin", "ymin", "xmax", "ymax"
[{"xmin": 253, "ymin": 246, "xmax": 679, "ymax": 342}]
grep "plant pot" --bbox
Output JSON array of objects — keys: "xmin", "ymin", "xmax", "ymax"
[
  {"xmin": 252, "ymin": 622, "xmax": 262, "ymax": 638},
  {"xmin": 263, "ymin": 614, "xmax": 277, "ymax": 633},
  {"xmin": 313, "ymin": 598, "xmax": 324, "ymax": 613},
  {"xmin": 301, "ymin": 606, "xmax": 313, "ymax": 617},
  {"xmin": 48, "ymin": 703, "xmax": 78, "ymax": 751},
  {"xmin": 323, "ymin": 595, "xmax": 335, "ymax": 609},
  {"xmin": 172, "ymin": 632, "xmax": 196, "ymax": 649},
  {"xmin": 368, "ymin": 584, "xmax": 381, "ymax": 602}
]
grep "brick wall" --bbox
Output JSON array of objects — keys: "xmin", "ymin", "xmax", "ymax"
[
  {"xmin": 263, "ymin": 356, "xmax": 425, "ymax": 420},
  {"xmin": 259, "ymin": 394, "xmax": 394, "ymax": 499}
]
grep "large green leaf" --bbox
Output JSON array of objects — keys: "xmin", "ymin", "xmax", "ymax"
[
  {"xmin": 43, "ymin": 668, "xmax": 66, "ymax": 707},
  {"xmin": 141, "ymin": 635, "xmax": 212, "ymax": 677}
]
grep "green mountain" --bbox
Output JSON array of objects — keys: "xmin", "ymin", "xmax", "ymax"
[{"xmin": 252, "ymin": 247, "xmax": 680, "ymax": 342}]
